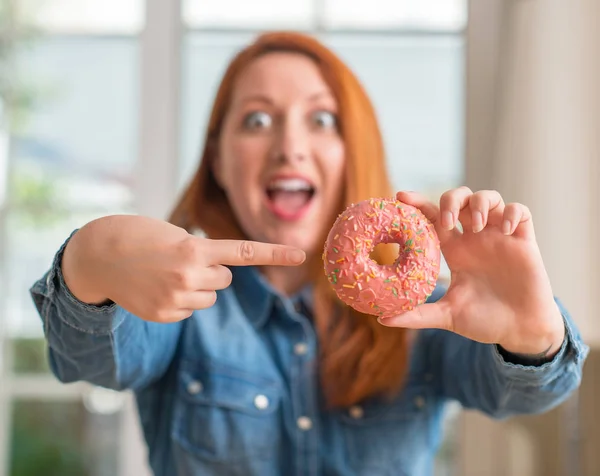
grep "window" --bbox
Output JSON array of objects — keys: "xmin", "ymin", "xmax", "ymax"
[
  {"xmin": 1, "ymin": 1, "xmax": 467, "ymax": 475},
  {"xmin": 0, "ymin": 2, "xmax": 142, "ymax": 474}
]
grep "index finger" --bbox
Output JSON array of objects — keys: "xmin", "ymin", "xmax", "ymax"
[
  {"xmin": 395, "ymin": 190, "xmax": 459, "ymax": 244},
  {"xmin": 204, "ymin": 239, "xmax": 306, "ymax": 267}
]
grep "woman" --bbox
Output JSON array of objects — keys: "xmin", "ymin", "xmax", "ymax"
[{"xmin": 30, "ymin": 32, "xmax": 587, "ymax": 475}]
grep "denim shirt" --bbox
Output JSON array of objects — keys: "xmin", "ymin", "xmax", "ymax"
[{"xmin": 30, "ymin": 234, "xmax": 589, "ymax": 476}]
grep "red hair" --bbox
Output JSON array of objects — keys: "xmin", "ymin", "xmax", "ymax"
[{"xmin": 169, "ymin": 31, "xmax": 410, "ymax": 408}]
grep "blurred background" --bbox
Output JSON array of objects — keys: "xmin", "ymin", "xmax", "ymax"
[{"xmin": 0, "ymin": 0, "xmax": 598, "ymax": 475}]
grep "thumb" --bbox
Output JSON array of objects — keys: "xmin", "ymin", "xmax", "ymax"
[{"xmin": 377, "ymin": 302, "xmax": 452, "ymax": 330}]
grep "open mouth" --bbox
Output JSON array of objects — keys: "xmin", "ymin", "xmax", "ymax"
[{"xmin": 265, "ymin": 177, "xmax": 316, "ymax": 221}]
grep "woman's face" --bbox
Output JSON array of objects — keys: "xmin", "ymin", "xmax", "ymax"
[{"xmin": 214, "ymin": 52, "xmax": 346, "ymax": 256}]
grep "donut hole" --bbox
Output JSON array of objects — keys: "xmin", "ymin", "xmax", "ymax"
[{"xmin": 369, "ymin": 242, "xmax": 400, "ymax": 266}]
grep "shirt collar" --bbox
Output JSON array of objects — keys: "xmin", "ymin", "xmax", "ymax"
[{"xmin": 230, "ymin": 266, "xmax": 313, "ymax": 329}]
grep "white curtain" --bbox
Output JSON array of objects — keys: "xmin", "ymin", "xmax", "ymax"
[{"xmin": 459, "ymin": 0, "xmax": 600, "ymax": 474}]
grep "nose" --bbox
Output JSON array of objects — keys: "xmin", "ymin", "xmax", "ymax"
[{"xmin": 270, "ymin": 118, "xmax": 309, "ymax": 164}]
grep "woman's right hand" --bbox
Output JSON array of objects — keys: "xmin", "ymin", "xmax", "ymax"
[{"xmin": 61, "ymin": 215, "xmax": 306, "ymax": 322}]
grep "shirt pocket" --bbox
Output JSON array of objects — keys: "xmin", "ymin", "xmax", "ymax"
[
  {"xmin": 336, "ymin": 383, "xmax": 434, "ymax": 475},
  {"xmin": 171, "ymin": 359, "xmax": 283, "ymax": 463}
]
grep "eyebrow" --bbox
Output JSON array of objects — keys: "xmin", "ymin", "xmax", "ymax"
[{"xmin": 236, "ymin": 91, "xmax": 334, "ymax": 107}]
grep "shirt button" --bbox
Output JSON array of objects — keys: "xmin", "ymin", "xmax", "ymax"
[
  {"xmin": 349, "ymin": 405, "xmax": 364, "ymax": 419},
  {"xmin": 254, "ymin": 394, "xmax": 270, "ymax": 410},
  {"xmin": 294, "ymin": 342, "xmax": 308, "ymax": 355},
  {"xmin": 187, "ymin": 380, "xmax": 203, "ymax": 395},
  {"xmin": 297, "ymin": 416, "xmax": 313, "ymax": 431},
  {"xmin": 414, "ymin": 396, "xmax": 426, "ymax": 409}
]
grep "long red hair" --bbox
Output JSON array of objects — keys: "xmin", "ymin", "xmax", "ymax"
[{"xmin": 169, "ymin": 31, "xmax": 410, "ymax": 408}]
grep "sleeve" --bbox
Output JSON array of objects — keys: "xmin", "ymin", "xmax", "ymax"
[
  {"xmin": 29, "ymin": 231, "xmax": 183, "ymax": 391},
  {"xmin": 422, "ymin": 288, "xmax": 589, "ymax": 419}
]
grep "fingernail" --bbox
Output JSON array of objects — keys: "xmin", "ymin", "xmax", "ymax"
[
  {"xmin": 502, "ymin": 220, "xmax": 512, "ymax": 235},
  {"xmin": 288, "ymin": 249, "xmax": 306, "ymax": 264},
  {"xmin": 472, "ymin": 211, "xmax": 483, "ymax": 233},
  {"xmin": 442, "ymin": 211, "xmax": 454, "ymax": 230}
]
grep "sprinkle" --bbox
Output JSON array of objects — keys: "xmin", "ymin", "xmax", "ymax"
[
  {"xmin": 342, "ymin": 284, "xmax": 355, "ymax": 289},
  {"xmin": 334, "ymin": 234, "xmax": 339, "ymax": 239},
  {"xmin": 333, "ymin": 247, "xmax": 339, "ymax": 253},
  {"xmin": 392, "ymin": 288, "xmax": 398, "ymax": 297}
]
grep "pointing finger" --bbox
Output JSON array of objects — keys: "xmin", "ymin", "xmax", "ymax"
[{"xmin": 204, "ymin": 239, "xmax": 306, "ymax": 267}]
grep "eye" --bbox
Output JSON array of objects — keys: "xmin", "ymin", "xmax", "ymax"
[
  {"xmin": 243, "ymin": 111, "xmax": 272, "ymax": 130},
  {"xmin": 311, "ymin": 110, "xmax": 337, "ymax": 130}
]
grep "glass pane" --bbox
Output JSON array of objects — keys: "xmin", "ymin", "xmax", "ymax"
[
  {"xmin": 179, "ymin": 32, "xmax": 464, "ymax": 196},
  {"xmin": 9, "ymin": 399, "xmax": 121, "ymax": 476},
  {"xmin": 11, "ymin": 338, "xmax": 50, "ymax": 374},
  {"xmin": 21, "ymin": 0, "xmax": 145, "ymax": 34},
  {"xmin": 323, "ymin": 0, "xmax": 468, "ymax": 30},
  {"xmin": 183, "ymin": 0, "xmax": 314, "ymax": 29},
  {"xmin": 321, "ymin": 34, "xmax": 465, "ymax": 197},
  {"xmin": 11, "ymin": 36, "xmax": 139, "ymax": 196},
  {"xmin": 4, "ymin": 35, "xmax": 139, "ymax": 339}
]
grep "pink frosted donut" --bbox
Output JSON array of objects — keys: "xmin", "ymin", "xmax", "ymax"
[{"xmin": 323, "ymin": 198, "xmax": 441, "ymax": 319}]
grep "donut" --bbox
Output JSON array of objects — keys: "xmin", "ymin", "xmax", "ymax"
[{"xmin": 322, "ymin": 198, "xmax": 441, "ymax": 319}]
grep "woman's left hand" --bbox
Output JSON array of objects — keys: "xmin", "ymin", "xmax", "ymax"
[{"xmin": 378, "ymin": 187, "xmax": 565, "ymax": 358}]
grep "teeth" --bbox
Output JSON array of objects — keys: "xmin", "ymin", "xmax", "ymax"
[{"xmin": 267, "ymin": 178, "xmax": 313, "ymax": 192}]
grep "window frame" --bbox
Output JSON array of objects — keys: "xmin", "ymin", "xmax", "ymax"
[{"xmin": 0, "ymin": 0, "xmax": 468, "ymax": 474}]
